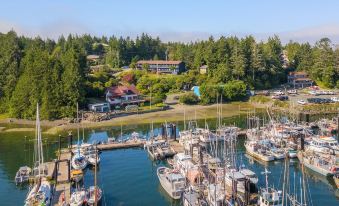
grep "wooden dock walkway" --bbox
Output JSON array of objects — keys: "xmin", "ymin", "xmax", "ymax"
[{"xmin": 97, "ymin": 141, "xmax": 144, "ymax": 151}]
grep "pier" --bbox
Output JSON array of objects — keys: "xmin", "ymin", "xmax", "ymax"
[{"xmin": 97, "ymin": 140, "xmax": 145, "ymax": 150}]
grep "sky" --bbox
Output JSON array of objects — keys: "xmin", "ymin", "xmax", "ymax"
[{"xmin": 1, "ymin": 0, "xmax": 339, "ymax": 44}]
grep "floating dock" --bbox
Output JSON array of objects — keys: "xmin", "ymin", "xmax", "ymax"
[{"xmin": 97, "ymin": 140, "xmax": 145, "ymax": 151}]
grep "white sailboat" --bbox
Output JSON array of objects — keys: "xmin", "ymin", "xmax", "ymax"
[
  {"xmin": 70, "ymin": 189, "xmax": 86, "ymax": 206},
  {"xmin": 71, "ymin": 104, "xmax": 88, "ymax": 170},
  {"xmin": 25, "ymin": 104, "xmax": 51, "ymax": 206}
]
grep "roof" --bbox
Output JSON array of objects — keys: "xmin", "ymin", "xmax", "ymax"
[
  {"xmin": 106, "ymin": 85, "xmax": 140, "ymax": 97},
  {"xmin": 240, "ymin": 169, "xmax": 255, "ymax": 176},
  {"xmin": 230, "ymin": 171, "xmax": 246, "ymax": 180},
  {"xmin": 289, "ymin": 71, "xmax": 308, "ymax": 76},
  {"xmin": 137, "ymin": 60, "xmax": 183, "ymax": 65},
  {"xmin": 200, "ymin": 65, "xmax": 208, "ymax": 69},
  {"xmin": 87, "ymin": 55, "xmax": 100, "ymax": 60}
]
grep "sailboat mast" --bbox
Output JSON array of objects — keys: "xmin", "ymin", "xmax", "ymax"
[
  {"xmin": 36, "ymin": 103, "xmax": 44, "ymax": 175},
  {"xmin": 94, "ymin": 144, "xmax": 98, "ymax": 206}
]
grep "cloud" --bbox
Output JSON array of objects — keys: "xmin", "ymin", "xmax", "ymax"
[
  {"xmin": 1, "ymin": 19, "xmax": 339, "ymax": 44},
  {"xmin": 0, "ymin": 19, "xmax": 91, "ymax": 39},
  {"xmin": 278, "ymin": 23, "xmax": 339, "ymax": 44}
]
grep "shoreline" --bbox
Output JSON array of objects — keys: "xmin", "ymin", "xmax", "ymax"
[{"xmin": 0, "ymin": 102, "xmax": 260, "ymax": 135}]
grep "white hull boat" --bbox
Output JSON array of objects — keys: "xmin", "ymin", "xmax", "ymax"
[{"xmin": 157, "ymin": 167, "xmax": 185, "ymax": 199}]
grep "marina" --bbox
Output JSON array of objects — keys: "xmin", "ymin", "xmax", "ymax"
[{"xmin": 0, "ymin": 113, "xmax": 338, "ymax": 205}]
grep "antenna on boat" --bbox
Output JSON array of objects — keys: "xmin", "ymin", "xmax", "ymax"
[{"xmin": 261, "ymin": 168, "xmax": 271, "ymax": 191}]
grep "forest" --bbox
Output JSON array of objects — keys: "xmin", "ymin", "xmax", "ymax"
[{"xmin": 0, "ymin": 31, "xmax": 338, "ymax": 119}]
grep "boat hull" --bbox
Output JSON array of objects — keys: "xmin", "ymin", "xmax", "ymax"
[{"xmin": 245, "ymin": 145, "xmax": 274, "ymax": 162}]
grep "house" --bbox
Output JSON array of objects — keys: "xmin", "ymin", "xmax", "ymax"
[
  {"xmin": 86, "ymin": 55, "xmax": 101, "ymax": 64},
  {"xmin": 199, "ymin": 65, "xmax": 208, "ymax": 74},
  {"xmin": 136, "ymin": 60, "xmax": 186, "ymax": 74},
  {"xmin": 88, "ymin": 103, "xmax": 110, "ymax": 113},
  {"xmin": 287, "ymin": 71, "xmax": 314, "ymax": 88},
  {"xmin": 105, "ymin": 85, "xmax": 145, "ymax": 106}
]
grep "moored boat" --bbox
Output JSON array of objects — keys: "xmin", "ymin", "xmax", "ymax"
[
  {"xmin": 70, "ymin": 189, "xmax": 86, "ymax": 206},
  {"xmin": 70, "ymin": 169, "xmax": 83, "ymax": 183},
  {"xmin": 244, "ymin": 141, "xmax": 274, "ymax": 162},
  {"xmin": 157, "ymin": 166, "xmax": 185, "ymax": 199},
  {"xmin": 297, "ymin": 151, "xmax": 338, "ymax": 176},
  {"xmin": 71, "ymin": 151, "xmax": 88, "ymax": 170},
  {"xmin": 15, "ymin": 166, "xmax": 31, "ymax": 185},
  {"xmin": 25, "ymin": 178, "xmax": 51, "ymax": 206},
  {"xmin": 86, "ymin": 186, "xmax": 103, "ymax": 205},
  {"xmin": 258, "ymin": 169, "xmax": 282, "ymax": 206}
]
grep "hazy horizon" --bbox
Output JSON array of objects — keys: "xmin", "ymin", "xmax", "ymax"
[{"xmin": 2, "ymin": 0, "xmax": 339, "ymax": 44}]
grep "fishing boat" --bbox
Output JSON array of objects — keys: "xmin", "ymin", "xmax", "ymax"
[
  {"xmin": 86, "ymin": 186, "xmax": 103, "ymax": 205},
  {"xmin": 224, "ymin": 170, "xmax": 246, "ymax": 193},
  {"xmin": 70, "ymin": 189, "xmax": 86, "ymax": 206},
  {"xmin": 173, "ymin": 153, "xmax": 196, "ymax": 176},
  {"xmin": 25, "ymin": 104, "xmax": 51, "ymax": 206},
  {"xmin": 258, "ymin": 169, "xmax": 282, "ymax": 206},
  {"xmin": 269, "ymin": 148, "xmax": 285, "ymax": 160},
  {"xmin": 157, "ymin": 166, "xmax": 185, "ymax": 199},
  {"xmin": 206, "ymin": 184, "xmax": 225, "ymax": 206},
  {"xmin": 297, "ymin": 151, "xmax": 338, "ymax": 176},
  {"xmin": 286, "ymin": 148, "xmax": 297, "ymax": 158},
  {"xmin": 70, "ymin": 169, "xmax": 83, "ymax": 183},
  {"xmin": 307, "ymin": 136, "xmax": 339, "ymax": 155},
  {"xmin": 244, "ymin": 141, "xmax": 274, "ymax": 162},
  {"xmin": 14, "ymin": 166, "xmax": 31, "ymax": 185},
  {"xmin": 183, "ymin": 188, "xmax": 208, "ymax": 206}
]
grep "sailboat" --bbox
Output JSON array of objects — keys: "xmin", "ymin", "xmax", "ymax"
[
  {"xmin": 70, "ymin": 188, "xmax": 86, "ymax": 206},
  {"xmin": 25, "ymin": 104, "xmax": 51, "ymax": 206},
  {"xmin": 71, "ymin": 104, "xmax": 88, "ymax": 170},
  {"xmin": 86, "ymin": 147, "xmax": 103, "ymax": 205}
]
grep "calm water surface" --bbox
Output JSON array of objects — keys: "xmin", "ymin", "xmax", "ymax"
[{"xmin": 0, "ymin": 116, "xmax": 338, "ymax": 206}]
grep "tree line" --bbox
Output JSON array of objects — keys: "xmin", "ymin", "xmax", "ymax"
[{"xmin": 0, "ymin": 31, "xmax": 338, "ymax": 119}]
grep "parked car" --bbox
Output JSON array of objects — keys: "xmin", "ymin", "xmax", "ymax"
[
  {"xmin": 274, "ymin": 90, "xmax": 284, "ymax": 95},
  {"xmin": 330, "ymin": 97, "xmax": 339, "ymax": 102},
  {"xmin": 279, "ymin": 95, "xmax": 289, "ymax": 101},
  {"xmin": 256, "ymin": 90, "xmax": 270, "ymax": 96},
  {"xmin": 297, "ymin": 100, "xmax": 306, "ymax": 105},
  {"xmin": 308, "ymin": 91, "xmax": 318, "ymax": 96},
  {"xmin": 287, "ymin": 89, "xmax": 297, "ymax": 95}
]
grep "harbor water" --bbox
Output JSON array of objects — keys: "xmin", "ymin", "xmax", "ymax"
[{"xmin": 0, "ymin": 117, "xmax": 338, "ymax": 206}]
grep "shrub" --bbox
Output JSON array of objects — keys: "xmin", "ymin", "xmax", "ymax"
[{"xmin": 179, "ymin": 93, "xmax": 199, "ymax": 105}]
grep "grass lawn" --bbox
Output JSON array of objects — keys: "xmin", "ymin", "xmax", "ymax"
[{"xmin": 0, "ymin": 113, "xmax": 9, "ymax": 120}]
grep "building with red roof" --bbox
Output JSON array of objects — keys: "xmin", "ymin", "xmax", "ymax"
[{"xmin": 105, "ymin": 85, "xmax": 144, "ymax": 106}]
